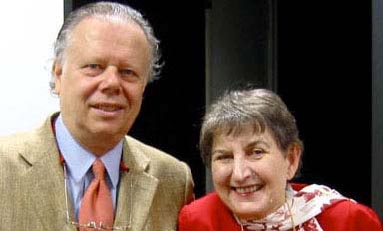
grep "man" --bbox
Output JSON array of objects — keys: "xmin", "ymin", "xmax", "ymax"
[{"xmin": 0, "ymin": 2, "xmax": 194, "ymax": 231}]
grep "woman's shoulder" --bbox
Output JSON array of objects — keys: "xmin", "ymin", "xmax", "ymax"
[
  {"xmin": 317, "ymin": 198, "xmax": 383, "ymax": 230},
  {"xmin": 180, "ymin": 192, "xmax": 225, "ymax": 213},
  {"xmin": 291, "ymin": 183, "xmax": 382, "ymax": 230},
  {"xmin": 178, "ymin": 192, "xmax": 240, "ymax": 231}
]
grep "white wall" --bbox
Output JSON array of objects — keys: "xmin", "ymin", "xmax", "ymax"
[{"xmin": 0, "ymin": 1, "xmax": 62, "ymax": 135}]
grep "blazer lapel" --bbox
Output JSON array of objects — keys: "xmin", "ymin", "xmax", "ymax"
[
  {"xmin": 19, "ymin": 115, "xmax": 158, "ymax": 231},
  {"xmin": 114, "ymin": 138, "xmax": 159, "ymax": 231},
  {"xmin": 19, "ymin": 115, "xmax": 76, "ymax": 231}
]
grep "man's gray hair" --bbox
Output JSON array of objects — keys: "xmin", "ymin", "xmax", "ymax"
[{"xmin": 50, "ymin": 1, "xmax": 161, "ymax": 92}]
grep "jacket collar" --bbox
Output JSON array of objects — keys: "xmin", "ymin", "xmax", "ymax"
[
  {"xmin": 19, "ymin": 113, "xmax": 159, "ymax": 231},
  {"xmin": 114, "ymin": 137, "xmax": 159, "ymax": 231},
  {"xmin": 19, "ymin": 113, "xmax": 70, "ymax": 230}
]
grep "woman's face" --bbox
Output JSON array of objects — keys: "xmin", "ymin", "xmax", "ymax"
[{"xmin": 211, "ymin": 125, "xmax": 300, "ymax": 220}]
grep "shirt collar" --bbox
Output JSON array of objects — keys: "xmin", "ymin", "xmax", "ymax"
[{"xmin": 55, "ymin": 114, "xmax": 123, "ymax": 189}]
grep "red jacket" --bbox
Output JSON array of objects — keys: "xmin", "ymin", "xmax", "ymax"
[{"xmin": 178, "ymin": 184, "xmax": 382, "ymax": 231}]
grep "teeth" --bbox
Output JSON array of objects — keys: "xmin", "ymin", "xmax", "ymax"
[
  {"xmin": 96, "ymin": 105, "xmax": 120, "ymax": 112},
  {"xmin": 235, "ymin": 185, "xmax": 259, "ymax": 194}
]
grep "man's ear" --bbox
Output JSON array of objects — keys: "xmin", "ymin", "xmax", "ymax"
[
  {"xmin": 52, "ymin": 61, "xmax": 63, "ymax": 95},
  {"xmin": 286, "ymin": 143, "xmax": 302, "ymax": 180}
]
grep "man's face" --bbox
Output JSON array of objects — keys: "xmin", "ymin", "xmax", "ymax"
[{"xmin": 53, "ymin": 17, "xmax": 151, "ymax": 154}]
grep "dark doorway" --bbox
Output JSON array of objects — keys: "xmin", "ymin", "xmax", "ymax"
[{"xmin": 277, "ymin": 1, "xmax": 372, "ymax": 206}]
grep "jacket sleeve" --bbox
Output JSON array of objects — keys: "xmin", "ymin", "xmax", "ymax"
[{"xmin": 182, "ymin": 161, "xmax": 195, "ymax": 204}]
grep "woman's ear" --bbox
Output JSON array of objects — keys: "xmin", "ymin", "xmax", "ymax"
[{"xmin": 286, "ymin": 143, "xmax": 302, "ymax": 180}]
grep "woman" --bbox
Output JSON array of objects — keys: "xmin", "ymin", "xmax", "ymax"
[{"xmin": 178, "ymin": 88, "xmax": 382, "ymax": 230}]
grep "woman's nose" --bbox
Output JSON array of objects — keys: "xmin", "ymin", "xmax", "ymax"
[{"xmin": 232, "ymin": 155, "xmax": 252, "ymax": 182}]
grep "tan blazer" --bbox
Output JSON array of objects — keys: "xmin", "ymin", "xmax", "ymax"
[{"xmin": 0, "ymin": 114, "xmax": 194, "ymax": 231}]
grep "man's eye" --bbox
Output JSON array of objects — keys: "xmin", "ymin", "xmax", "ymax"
[
  {"xmin": 120, "ymin": 69, "xmax": 134, "ymax": 76},
  {"xmin": 88, "ymin": 64, "xmax": 100, "ymax": 69},
  {"xmin": 120, "ymin": 69, "xmax": 141, "ymax": 82},
  {"xmin": 84, "ymin": 64, "xmax": 103, "ymax": 70},
  {"xmin": 82, "ymin": 64, "xmax": 103, "ymax": 76}
]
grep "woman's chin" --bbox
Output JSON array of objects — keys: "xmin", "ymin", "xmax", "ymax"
[{"xmin": 234, "ymin": 208, "xmax": 268, "ymax": 221}]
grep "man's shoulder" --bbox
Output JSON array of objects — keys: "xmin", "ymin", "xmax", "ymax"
[
  {"xmin": 0, "ymin": 115, "xmax": 55, "ymax": 164},
  {"xmin": 125, "ymin": 136, "xmax": 190, "ymax": 174},
  {"xmin": 1, "ymin": 125, "xmax": 51, "ymax": 146},
  {"xmin": 0, "ymin": 130, "xmax": 40, "ymax": 174},
  {"xmin": 0, "ymin": 129, "xmax": 39, "ymax": 152},
  {"xmin": 123, "ymin": 135, "xmax": 193, "ymax": 195},
  {"xmin": 124, "ymin": 135, "xmax": 188, "ymax": 169},
  {"xmin": 0, "ymin": 114, "xmax": 54, "ymax": 148}
]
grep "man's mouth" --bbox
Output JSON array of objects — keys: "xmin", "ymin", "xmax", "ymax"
[{"xmin": 92, "ymin": 103, "xmax": 124, "ymax": 112}]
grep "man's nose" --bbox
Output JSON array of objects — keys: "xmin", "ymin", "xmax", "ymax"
[{"xmin": 100, "ymin": 67, "xmax": 121, "ymax": 94}]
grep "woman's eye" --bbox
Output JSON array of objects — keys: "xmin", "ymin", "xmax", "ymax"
[
  {"xmin": 213, "ymin": 153, "xmax": 233, "ymax": 162},
  {"xmin": 249, "ymin": 149, "xmax": 266, "ymax": 159}
]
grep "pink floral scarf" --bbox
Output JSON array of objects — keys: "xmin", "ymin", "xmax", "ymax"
[{"xmin": 234, "ymin": 184, "xmax": 352, "ymax": 231}]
